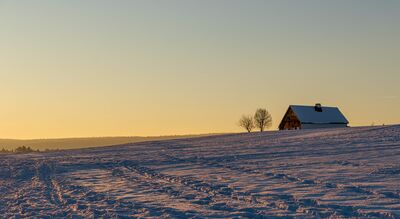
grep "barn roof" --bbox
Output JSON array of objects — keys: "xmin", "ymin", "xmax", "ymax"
[{"xmin": 290, "ymin": 105, "xmax": 349, "ymax": 124}]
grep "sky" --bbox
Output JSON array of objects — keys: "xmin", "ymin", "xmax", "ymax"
[{"xmin": 0, "ymin": 0, "xmax": 399, "ymax": 139}]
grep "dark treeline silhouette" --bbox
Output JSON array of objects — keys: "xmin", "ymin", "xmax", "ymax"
[
  {"xmin": 14, "ymin": 146, "xmax": 37, "ymax": 153},
  {"xmin": 0, "ymin": 146, "xmax": 58, "ymax": 154},
  {"xmin": 1, "ymin": 148, "xmax": 11, "ymax": 153},
  {"xmin": 0, "ymin": 145, "xmax": 83, "ymax": 154}
]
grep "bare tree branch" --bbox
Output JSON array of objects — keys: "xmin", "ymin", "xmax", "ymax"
[
  {"xmin": 254, "ymin": 108, "xmax": 272, "ymax": 132},
  {"xmin": 238, "ymin": 115, "xmax": 255, "ymax": 133}
]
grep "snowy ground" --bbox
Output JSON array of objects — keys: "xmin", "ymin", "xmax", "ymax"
[{"xmin": 1, "ymin": 125, "xmax": 400, "ymax": 218}]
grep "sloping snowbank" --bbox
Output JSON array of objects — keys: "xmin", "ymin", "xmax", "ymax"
[{"xmin": 1, "ymin": 125, "xmax": 399, "ymax": 218}]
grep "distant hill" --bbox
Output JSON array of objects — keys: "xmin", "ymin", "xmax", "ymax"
[{"xmin": 0, "ymin": 134, "xmax": 220, "ymax": 151}]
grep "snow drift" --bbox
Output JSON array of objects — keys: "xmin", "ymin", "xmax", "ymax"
[{"xmin": 1, "ymin": 125, "xmax": 399, "ymax": 218}]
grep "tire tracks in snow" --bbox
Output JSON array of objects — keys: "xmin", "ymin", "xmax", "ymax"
[
  {"xmin": 159, "ymin": 153, "xmax": 398, "ymax": 218},
  {"xmin": 121, "ymin": 160, "xmax": 302, "ymax": 218}
]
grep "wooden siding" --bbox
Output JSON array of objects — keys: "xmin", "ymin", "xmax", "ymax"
[{"xmin": 279, "ymin": 108, "xmax": 301, "ymax": 130}]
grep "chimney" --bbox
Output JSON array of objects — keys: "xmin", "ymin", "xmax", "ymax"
[{"xmin": 314, "ymin": 103, "xmax": 322, "ymax": 112}]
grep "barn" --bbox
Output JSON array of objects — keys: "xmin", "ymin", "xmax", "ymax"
[{"xmin": 279, "ymin": 104, "xmax": 349, "ymax": 130}]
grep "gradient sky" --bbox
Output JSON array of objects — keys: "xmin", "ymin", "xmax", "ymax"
[{"xmin": 1, "ymin": 0, "xmax": 399, "ymax": 139}]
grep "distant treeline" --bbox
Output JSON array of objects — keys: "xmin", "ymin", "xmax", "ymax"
[
  {"xmin": 0, "ymin": 146, "xmax": 60, "ymax": 154},
  {"xmin": 1, "ymin": 146, "xmax": 36, "ymax": 153},
  {"xmin": 0, "ymin": 134, "xmax": 217, "ymax": 151}
]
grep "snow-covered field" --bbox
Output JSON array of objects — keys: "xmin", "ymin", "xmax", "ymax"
[{"xmin": 1, "ymin": 125, "xmax": 400, "ymax": 218}]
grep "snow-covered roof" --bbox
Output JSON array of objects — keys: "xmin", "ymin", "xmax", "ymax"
[{"xmin": 290, "ymin": 105, "xmax": 349, "ymax": 124}]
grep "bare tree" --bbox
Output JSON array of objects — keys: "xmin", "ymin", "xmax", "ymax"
[
  {"xmin": 238, "ymin": 115, "xmax": 255, "ymax": 133},
  {"xmin": 254, "ymin": 108, "xmax": 272, "ymax": 132}
]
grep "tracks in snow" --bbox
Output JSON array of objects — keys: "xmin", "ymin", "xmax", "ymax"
[
  {"xmin": 1, "ymin": 126, "xmax": 400, "ymax": 218},
  {"xmin": 1, "ymin": 157, "xmax": 398, "ymax": 218}
]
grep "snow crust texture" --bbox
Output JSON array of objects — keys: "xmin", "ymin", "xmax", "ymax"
[{"xmin": 1, "ymin": 126, "xmax": 400, "ymax": 218}]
